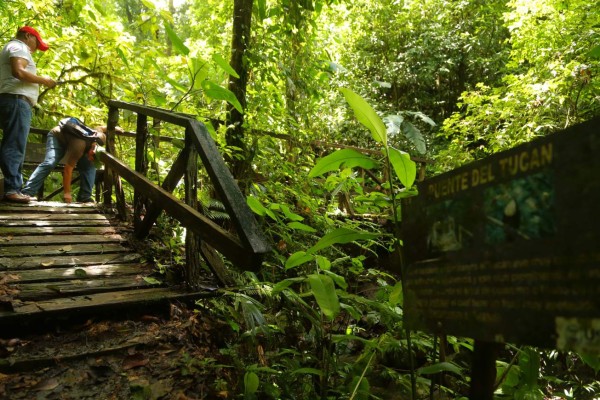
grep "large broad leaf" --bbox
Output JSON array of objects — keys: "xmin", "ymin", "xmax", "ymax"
[
  {"xmin": 388, "ymin": 147, "xmax": 416, "ymax": 188},
  {"xmin": 307, "ymin": 228, "xmax": 380, "ymax": 254},
  {"xmin": 244, "ymin": 372, "xmax": 259, "ymax": 395},
  {"xmin": 285, "ymin": 251, "xmax": 314, "ymax": 270},
  {"xmin": 308, "ymin": 274, "xmax": 340, "ymax": 320},
  {"xmin": 201, "ymin": 80, "xmax": 243, "ymax": 113},
  {"xmin": 247, "ymin": 196, "xmax": 277, "ymax": 221},
  {"xmin": 308, "ymin": 149, "xmax": 378, "ymax": 178},
  {"xmin": 340, "ymin": 88, "xmax": 387, "ymax": 147},
  {"xmin": 401, "ymin": 120, "xmax": 427, "ymax": 155},
  {"xmin": 212, "ymin": 53, "xmax": 240, "ymax": 78},
  {"xmin": 164, "ymin": 23, "xmax": 189, "ymax": 56},
  {"xmin": 589, "ymin": 45, "xmax": 600, "ymax": 59}
]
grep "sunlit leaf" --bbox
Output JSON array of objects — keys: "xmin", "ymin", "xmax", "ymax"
[
  {"xmin": 307, "ymin": 228, "xmax": 380, "ymax": 254},
  {"xmin": 164, "ymin": 22, "xmax": 189, "ymax": 56},
  {"xmin": 341, "ymin": 88, "xmax": 387, "ymax": 146},
  {"xmin": 308, "ymin": 149, "xmax": 378, "ymax": 178},
  {"xmin": 212, "ymin": 53, "xmax": 239, "ymax": 78},
  {"xmin": 201, "ymin": 80, "xmax": 243, "ymax": 113},
  {"xmin": 388, "ymin": 147, "xmax": 416, "ymax": 188}
]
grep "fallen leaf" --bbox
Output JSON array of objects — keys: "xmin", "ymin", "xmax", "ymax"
[
  {"xmin": 41, "ymin": 261, "xmax": 55, "ymax": 267},
  {"xmin": 60, "ymin": 245, "xmax": 73, "ymax": 252},
  {"xmin": 122, "ymin": 353, "xmax": 149, "ymax": 370},
  {"xmin": 33, "ymin": 377, "xmax": 59, "ymax": 391}
]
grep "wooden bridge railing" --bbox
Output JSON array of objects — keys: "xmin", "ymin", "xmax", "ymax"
[{"xmin": 99, "ymin": 101, "xmax": 270, "ymax": 287}]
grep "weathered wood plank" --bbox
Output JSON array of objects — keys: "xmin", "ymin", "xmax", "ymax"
[
  {"xmin": 0, "ymin": 226, "xmax": 120, "ymax": 236},
  {"xmin": 0, "ymin": 213, "xmax": 111, "ymax": 221},
  {"xmin": 16, "ymin": 276, "xmax": 156, "ymax": 301},
  {"xmin": 0, "ymin": 243, "xmax": 130, "ymax": 257},
  {"xmin": 0, "ymin": 253, "xmax": 142, "ymax": 270},
  {"xmin": 0, "ymin": 234, "xmax": 125, "ymax": 247},
  {"xmin": 8, "ymin": 264, "xmax": 146, "ymax": 283},
  {"xmin": 0, "ymin": 219, "xmax": 114, "ymax": 227},
  {"xmin": 0, "ymin": 205, "xmax": 99, "ymax": 214},
  {"xmin": 0, "ymin": 287, "xmax": 209, "ymax": 319}
]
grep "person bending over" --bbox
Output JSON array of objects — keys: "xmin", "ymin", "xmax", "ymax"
[{"xmin": 22, "ymin": 119, "xmax": 108, "ymax": 203}]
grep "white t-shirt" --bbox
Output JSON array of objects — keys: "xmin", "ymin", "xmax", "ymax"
[{"xmin": 0, "ymin": 39, "xmax": 39, "ymax": 105}]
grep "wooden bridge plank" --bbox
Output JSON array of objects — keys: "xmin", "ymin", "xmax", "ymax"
[
  {"xmin": 0, "ymin": 234, "xmax": 125, "ymax": 246},
  {"xmin": 0, "ymin": 226, "xmax": 120, "ymax": 236},
  {"xmin": 0, "ymin": 243, "xmax": 130, "ymax": 257},
  {"xmin": 0, "ymin": 213, "xmax": 111, "ymax": 221},
  {"xmin": 16, "ymin": 276, "xmax": 156, "ymax": 301},
  {"xmin": 0, "ymin": 253, "xmax": 142, "ymax": 270},
  {"xmin": 8, "ymin": 264, "xmax": 145, "ymax": 283},
  {"xmin": 0, "ymin": 219, "xmax": 114, "ymax": 227},
  {"xmin": 0, "ymin": 287, "xmax": 208, "ymax": 320}
]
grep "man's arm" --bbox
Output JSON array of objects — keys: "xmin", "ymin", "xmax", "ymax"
[
  {"xmin": 10, "ymin": 57, "xmax": 56, "ymax": 87},
  {"xmin": 62, "ymin": 164, "xmax": 75, "ymax": 203}
]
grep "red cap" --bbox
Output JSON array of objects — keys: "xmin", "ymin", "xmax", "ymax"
[{"xmin": 18, "ymin": 26, "xmax": 49, "ymax": 51}]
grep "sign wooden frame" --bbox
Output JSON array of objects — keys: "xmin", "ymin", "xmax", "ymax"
[{"xmin": 402, "ymin": 117, "xmax": 600, "ymax": 352}]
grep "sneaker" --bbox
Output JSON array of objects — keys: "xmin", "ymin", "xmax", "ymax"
[{"xmin": 3, "ymin": 192, "xmax": 31, "ymax": 203}]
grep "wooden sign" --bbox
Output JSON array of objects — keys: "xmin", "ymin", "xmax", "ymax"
[{"xmin": 401, "ymin": 117, "xmax": 600, "ymax": 352}]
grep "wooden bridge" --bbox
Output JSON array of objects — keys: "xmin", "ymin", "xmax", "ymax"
[{"xmin": 0, "ymin": 101, "xmax": 270, "ymax": 333}]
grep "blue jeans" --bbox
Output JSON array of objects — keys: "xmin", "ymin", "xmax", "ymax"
[
  {"xmin": 22, "ymin": 132, "xmax": 97, "ymax": 202},
  {"xmin": 0, "ymin": 96, "xmax": 32, "ymax": 195}
]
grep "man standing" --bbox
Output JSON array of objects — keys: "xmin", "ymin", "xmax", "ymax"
[{"xmin": 0, "ymin": 26, "xmax": 56, "ymax": 203}]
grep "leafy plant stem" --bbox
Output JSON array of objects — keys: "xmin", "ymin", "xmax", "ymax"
[
  {"xmin": 349, "ymin": 348, "xmax": 376, "ymax": 400},
  {"xmin": 384, "ymin": 146, "xmax": 417, "ymax": 400},
  {"xmin": 494, "ymin": 345, "xmax": 522, "ymax": 391}
]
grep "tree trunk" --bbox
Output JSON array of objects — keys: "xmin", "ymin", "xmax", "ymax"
[{"xmin": 226, "ymin": 0, "xmax": 254, "ymax": 185}]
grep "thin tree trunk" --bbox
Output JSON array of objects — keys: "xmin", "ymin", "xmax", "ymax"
[{"xmin": 226, "ymin": 0, "xmax": 254, "ymax": 185}]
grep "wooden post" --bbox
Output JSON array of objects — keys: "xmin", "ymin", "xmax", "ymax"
[
  {"xmin": 133, "ymin": 114, "xmax": 148, "ymax": 230},
  {"xmin": 469, "ymin": 340, "xmax": 500, "ymax": 400},
  {"xmin": 184, "ymin": 125, "xmax": 202, "ymax": 288},
  {"xmin": 103, "ymin": 106, "xmax": 119, "ymax": 206}
]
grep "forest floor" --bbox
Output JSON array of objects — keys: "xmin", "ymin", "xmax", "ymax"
[{"xmin": 0, "ymin": 300, "xmax": 233, "ymax": 400}]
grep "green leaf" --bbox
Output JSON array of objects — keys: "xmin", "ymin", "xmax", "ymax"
[
  {"xmin": 417, "ymin": 361, "xmax": 463, "ymax": 376},
  {"xmin": 308, "ymin": 228, "xmax": 380, "ymax": 254},
  {"xmin": 143, "ymin": 276, "xmax": 162, "ymax": 285},
  {"xmin": 287, "ymin": 221, "xmax": 317, "ymax": 232},
  {"xmin": 244, "ymin": 371, "xmax": 259, "ymax": 395},
  {"xmin": 164, "ymin": 22, "xmax": 189, "ymax": 56},
  {"xmin": 401, "ymin": 120, "xmax": 427, "ymax": 154},
  {"xmin": 340, "ymin": 88, "xmax": 387, "ymax": 146},
  {"xmin": 272, "ymin": 277, "xmax": 304, "ymax": 294},
  {"xmin": 141, "ymin": 0, "xmax": 155, "ymax": 10},
  {"xmin": 74, "ymin": 268, "xmax": 87, "ymax": 277},
  {"xmin": 308, "ymin": 149, "xmax": 378, "ymax": 178},
  {"xmin": 389, "ymin": 282, "xmax": 402, "ymax": 306},
  {"xmin": 590, "ymin": 45, "xmax": 600, "ymax": 59},
  {"xmin": 388, "ymin": 147, "xmax": 416, "ymax": 188},
  {"xmin": 212, "ymin": 53, "xmax": 240, "ymax": 78},
  {"xmin": 315, "ymin": 255, "xmax": 331, "ymax": 271},
  {"xmin": 580, "ymin": 353, "xmax": 600, "ymax": 374},
  {"xmin": 292, "ymin": 367, "xmax": 324, "ymax": 376},
  {"xmin": 280, "ymin": 204, "xmax": 304, "ymax": 221},
  {"xmin": 247, "ymin": 196, "xmax": 267, "ymax": 216},
  {"xmin": 323, "ymin": 269, "xmax": 347, "ymax": 290},
  {"xmin": 308, "ymin": 274, "xmax": 340, "ymax": 320},
  {"xmin": 201, "ymin": 80, "xmax": 243, "ymax": 113},
  {"xmin": 285, "ymin": 251, "xmax": 314, "ymax": 270}
]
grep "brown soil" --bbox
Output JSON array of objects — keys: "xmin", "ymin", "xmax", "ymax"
[{"xmin": 0, "ymin": 302, "xmax": 234, "ymax": 400}]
